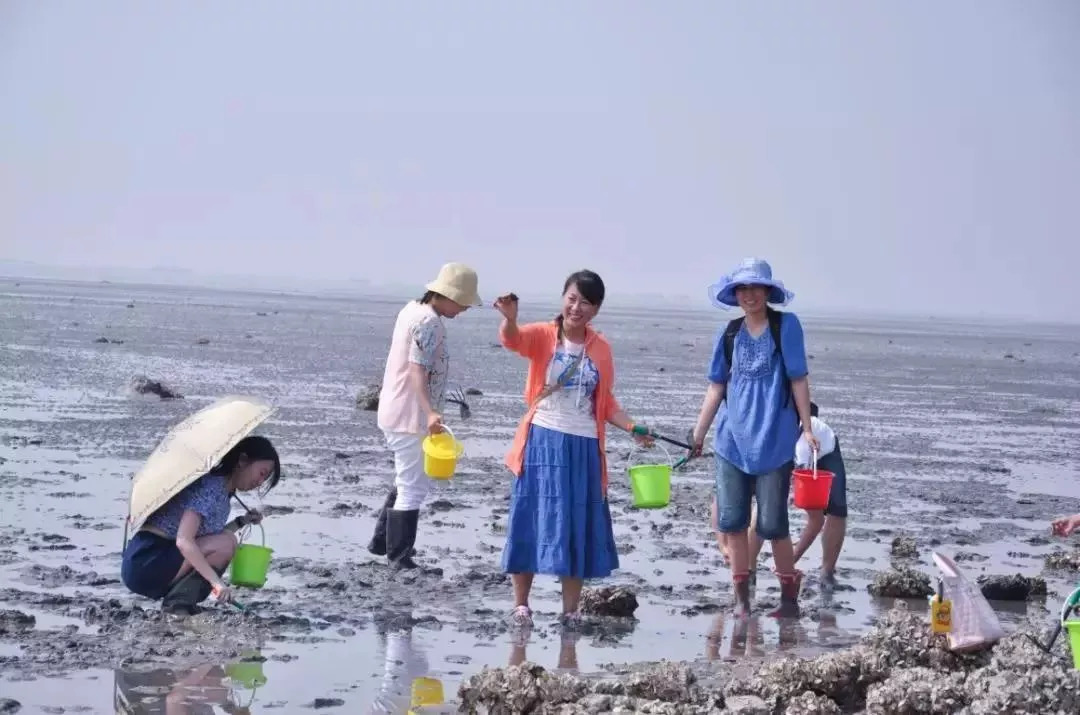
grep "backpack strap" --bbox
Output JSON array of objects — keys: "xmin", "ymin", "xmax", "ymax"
[
  {"xmin": 722, "ymin": 317, "xmax": 744, "ymax": 380},
  {"xmin": 766, "ymin": 308, "xmax": 793, "ymax": 408}
]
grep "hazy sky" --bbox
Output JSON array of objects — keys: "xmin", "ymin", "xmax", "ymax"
[{"xmin": 2, "ymin": 1, "xmax": 1078, "ymax": 319}]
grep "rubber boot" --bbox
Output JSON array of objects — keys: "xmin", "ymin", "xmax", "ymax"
[
  {"xmin": 367, "ymin": 486, "xmax": 398, "ymax": 556},
  {"xmin": 732, "ymin": 572, "xmax": 752, "ymax": 617},
  {"xmin": 161, "ymin": 567, "xmax": 219, "ymax": 615},
  {"xmin": 770, "ymin": 571, "xmax": 802, "ymax": 618},
  {"xmin": 385, "ymin": 509, "xmax": 420, "ymax": 570}
]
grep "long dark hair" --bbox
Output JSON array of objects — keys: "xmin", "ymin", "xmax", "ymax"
[
  {"xmin": 212, "ymin": 435, "xmax": 282, "ymax": 495},
  {"xmin": 555, "ymin": 269, "xmax": 605, "ymax": 338}
]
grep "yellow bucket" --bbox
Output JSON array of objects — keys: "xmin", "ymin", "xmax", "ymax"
[
  {"xmin": 421, "ymin": 426, "xmax": 464, "ymax": 479},
  {"xmin": 410, "ymin": 676, "xmax": 445, "ymax": 708},
  {"xmin": 1062, "ymin": 587, "xmax": 1080, "ymax": 671}
]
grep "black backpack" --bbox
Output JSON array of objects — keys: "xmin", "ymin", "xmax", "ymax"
[{"xmin": 722, "ymin": 307, "xmax": 792, "ymax": 408}]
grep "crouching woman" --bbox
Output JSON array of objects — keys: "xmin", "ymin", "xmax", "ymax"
[{"xmin": 121, "ymin": 435, "xmax": 281, "ymax": 614}]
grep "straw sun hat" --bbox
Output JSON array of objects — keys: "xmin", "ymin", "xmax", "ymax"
[{"xmin": 425, "ymin": 262, "xmax": 482, "ymax": 307}]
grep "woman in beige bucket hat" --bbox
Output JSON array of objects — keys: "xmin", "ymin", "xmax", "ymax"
[{"xmin": 369, "ymin": 262, "xmax": 481, "ymax": 570}]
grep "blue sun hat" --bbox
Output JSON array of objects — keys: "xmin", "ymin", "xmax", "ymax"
[{"xmin": 708, "ymin": 258, "xmax": 794, "ymax": 310}]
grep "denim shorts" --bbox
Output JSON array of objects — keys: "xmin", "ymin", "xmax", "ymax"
[
  {"xmin": 817, "ymin": 439, "xmax": 848, "ymax": 518},
  {"xmin": 715, "ymin": 456, "xmax": 793, "ymax": 540},
  {"xmin": 120, "ymin": 530, "xmax": 185, "ymax": 600}
]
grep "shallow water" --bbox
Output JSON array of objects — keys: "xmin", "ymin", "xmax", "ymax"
[{"xmin": 2, "ymin": 278, "xmax": 1080, "ymax": 712}]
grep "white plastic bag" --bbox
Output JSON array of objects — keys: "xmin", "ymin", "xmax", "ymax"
[
  {"xmin": 932, "ymin": 551, "xmax": 1006, "ymax": 652},
  {"xmin": 794, "ymin": 416, "xmax": 837, "ymax": 467}
]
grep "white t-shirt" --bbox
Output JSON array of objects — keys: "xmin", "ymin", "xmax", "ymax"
[
  {"xmin": 530, "ymin": 337, "xmax": 599, "ymax": 439},
  {"xmin": 377, "ymin": 301, "xmax": 449, "ymax": 434},
  {"xmin": 794, "ymin": 416, "xmax": 837, "ymax": 467}
]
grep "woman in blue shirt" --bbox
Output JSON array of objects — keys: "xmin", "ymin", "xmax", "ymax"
[
  {"xmin": 691, "ymin": 258, "xmax": 819, "ymax": 617},
  {"xmin": 121, "ymin": 435, "xmax": 282, "ymax": 614}
]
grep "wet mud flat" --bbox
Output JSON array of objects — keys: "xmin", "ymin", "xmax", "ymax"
[{"xmin": 2, "ymin": 279, "xmax": 1080, "ymax": 711}]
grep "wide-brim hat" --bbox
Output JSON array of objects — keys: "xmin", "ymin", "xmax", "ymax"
[
  {"xmin": 425, "ymin": 262, "xmax": 482, "ymax": 307},
  {"xmin": 708, "ymin": 257, "xmax": 794, "ymax": 309}
]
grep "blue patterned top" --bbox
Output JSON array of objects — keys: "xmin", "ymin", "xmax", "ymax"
[
  {"xmin": 144, "ymin": 472, "xmax": 232, "ymax": 538},
  {"xmin": 707, "ymin": 311, "xmax": 809, "ymax": 475}
]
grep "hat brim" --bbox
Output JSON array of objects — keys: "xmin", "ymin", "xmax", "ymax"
[
  {"xmin": 708, "ymin": 279, "xmax": 793, "ymax": 310},
  {"xmin": 425, "ymin": 280, "xmax": 482, "ymax": 308}
]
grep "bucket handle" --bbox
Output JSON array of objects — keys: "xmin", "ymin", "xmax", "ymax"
[
  {"xmin": 628, "ymin": 439, "xmax": 674, "ymax": 467},
  {"xmin": 1060, "ymin": 585, "xmax": 1080, "ymax": 625},
  {"xmin": 237, "ymin": 522, "xmax": 265, "ymax": 547}
]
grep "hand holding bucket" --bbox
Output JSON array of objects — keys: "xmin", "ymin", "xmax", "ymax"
[
  {"xmin": 422, "ymin": 425, "xmax": 465, "ymax": 479},
  {"xmin": 792, "ymin": 448, "xmax": 834, "ymax": 511}
]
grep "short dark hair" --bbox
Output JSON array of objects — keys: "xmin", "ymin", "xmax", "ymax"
[{"xmin": 417, "ymin": 291, "xmax": 442, "ymax": 304}]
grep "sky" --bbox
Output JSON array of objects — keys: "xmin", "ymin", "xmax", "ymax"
[{"xmin": 2, "ymin": 1, "xmax": 1078, "ymax": 319}]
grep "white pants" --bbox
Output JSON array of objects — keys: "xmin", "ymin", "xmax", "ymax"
[{"xmin": 383, "ymin": 431, "xmax": 431, "ymax": 511}]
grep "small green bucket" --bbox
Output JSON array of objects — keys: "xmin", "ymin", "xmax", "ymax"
[
  {"xmin": 627, "ymin": 441, "xmax": 672, "ymax": 509},
  {"xmin": 230, "ymin": 523, "xmax": 273, "ymax": 589},
  {"xmin": 225, "ymin": 652, "xmax": 267, "ymax": 689},
  {"xmin": 1064, "ymin": 620, "xmax": 1080, "ymax": 670}
]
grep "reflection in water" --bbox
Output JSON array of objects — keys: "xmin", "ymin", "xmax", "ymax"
[
  {"xmin": 706, "ymin": 615, "xmax": 808, "ymax": 661},
  {"xmin": 508, "ymin": 625, "xmax": 581, "ymax": 673},
  {"xmin": 370, "ymin": 610, "xmax": 445, "ymax": 714},
  {"xmin": 114, "ymin": 658, "xmax": 259, "ymax": 715}
]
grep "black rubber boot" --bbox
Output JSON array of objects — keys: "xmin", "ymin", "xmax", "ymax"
[
  {"xmin": 161, "ymin": 568, "xmax": 217, "ymax": 615},
  {"xmin": 385, "ymin": 509, "xmax": 420, "ymax": 570},
  {"xmin": 367, "ymin": 486, "xmax": 398, "ymax": 556}
]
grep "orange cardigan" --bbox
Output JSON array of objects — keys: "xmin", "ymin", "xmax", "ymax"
[{"xmin": 500, "ymin": 320, "xmax": 623, "ymax": 494}]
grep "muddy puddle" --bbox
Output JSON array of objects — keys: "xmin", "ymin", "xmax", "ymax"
[{"xmin": 2, "ymin": 279, "xmax": 1080, "ymax": 712}]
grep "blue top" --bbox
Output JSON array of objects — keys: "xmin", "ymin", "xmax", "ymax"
[
  {"xmin": 144, "ymin": 473, "xmax": 232, "ymax": 538},
  {"xmin": 707, "ymin": 311, "xmax": 809, "ymax": 475}
]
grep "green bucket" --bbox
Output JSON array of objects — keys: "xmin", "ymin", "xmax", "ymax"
[
  {"xmin": 230, "ymin": 523, "xmax": 273, "ymax": 589},
  {"xmin": 225, "ymin": 652, "xmax": 268, "ymax": 689},
  {"xmin": 1064, "ymin": 620, "xmax": 1080, "ymax": 670},
  {"xmin": 627, "ymin": 442, "xmax": 673, "ymax": 509}
]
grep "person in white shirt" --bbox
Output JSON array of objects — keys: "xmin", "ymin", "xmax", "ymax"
[
  {"xmin": 712, "ymin": 402, "xmax": 848, "ymax": 588},
  {"xmin": 367, "ymin": 262, "xmax": 482, "ymax": 571}
]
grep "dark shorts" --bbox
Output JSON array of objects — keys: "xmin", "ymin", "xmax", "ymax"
[
  {"xmin": 818, "ymin": 439, "xmax": 848, "ymax": 518},
  {"xmin": 121, "ymin": 530, "xmax": 185, "ymax": 600}
]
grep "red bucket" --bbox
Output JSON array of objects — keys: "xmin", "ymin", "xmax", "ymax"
[{"xmin": 792, "ymin": 466, "xmax": 834, "ymax": 510}]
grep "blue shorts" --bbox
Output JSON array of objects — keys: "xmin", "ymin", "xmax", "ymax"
[
  {"xmin": 715, "ymin": 457, "xmax": 793, "ymax": 540},
  {"xmin": 817, "ymin": 439, "xmax": 848, "ymax": 518},
  {"xmin": 120, "ymin": 531, "xmax": 185, "ymax": 600}
]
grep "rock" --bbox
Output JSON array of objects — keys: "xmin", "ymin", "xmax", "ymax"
[
  {"xmin": 465, "ymin": 387, "xmax": 483, "ymax": 396},
  {"xmin": 976, "ymin": 574, "xmax": 1048, "ymax": 601},
  {"xmin": 890, "ymin": 536, "xmax": 918, "ymax": 559},
  {"xmin": 307, "ymin": 698, "xmax": 344, "ymax": 708},
  {"xmin": 194, "ymin": 337, "xmax": 210, "ymax": 345},
  {"xmin": 863, "ymin": 667, "xmax": 968, "ymax": 714},
  {"xmin": 867, "ymin": 566, "xmax": 934, "ymax": 598},
  {"xmin": 0, "ymin": 609, "xmax": 35, "ymax": 634},
  {"xmin": 783, "ymin": 691, "xmax": 842, "ymax": 714},
  {"xmin": 1045, "ymin": 549, "xmax": 1080, "ymax": 571},
  {"xmin": 130, "ymin": 375, "xmax": 182, "ymax": 400},
  {"xmin": 580, "ymin": 585, "xmax": 639, "ymax": 618},
  {"xmin": 356, "ymin": 383, "xmax": 380, "ymax": 411},
  {"xmin": 0, "ymin": 699, "xmax": 20, "ymax": 714}
]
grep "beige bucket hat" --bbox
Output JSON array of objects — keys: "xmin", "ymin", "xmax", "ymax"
[{"xmin": 425, "ymin": 262, "xmax": 482, "ymax": 307}]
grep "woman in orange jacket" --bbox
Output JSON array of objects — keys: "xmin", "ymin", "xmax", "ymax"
[{"xmin": 494, "ymin": 270, "xmax": 652, "ymax": 628}]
